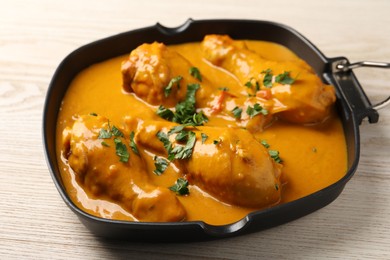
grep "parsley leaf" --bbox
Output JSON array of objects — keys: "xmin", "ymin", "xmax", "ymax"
[
  {"xmin": 153, "ymin": 156, "xmax": 169, "ymax": 176},
  {"xmin": 213, "ymin": 139, "xmax": 221, "ymax": 145},
  {"xmin": 90, "ymin": 112, "xmax": 98, "ymax": 116},
  {"xmin": 172, "ymin": 131, "xmax": 196, "ymax": 160},
  {"xmin": 218, "ymin": 87, "xmax": 229, "ymax": 91},
  {"xmin": 129, "ymin": 131, "xmax": 139, "ymax": 155},
  {"xmin": 275, "ymin": 71, "xmax": 295, "ymax": 85},
  {"xmin": 269, "ymin": 149, "xmax": 282, "ymax": 163},
  {"xmin": 245, "ymin": 81, "xmax": 253, "ymax": 88},
  {"xmin": 246, "ymin": 103, "xmax": 269, "ymax": 118},
  {"xmin": 232, "ymin": 106, "xmax": 243, "ymax": 119},
  {"xmin": 164, "ymin": 76, "xmax": 183, "ymax": 97},
  {"xmin": 169, "ymin": 178, "xmax": 189, "ymax": 195},
  {"xmin": 156, "ymin": 105, "xmax": 175, "ymax": 121},
  {"xmin": 260, "ymin": 139, "xmax": 270, "ymax": 148},
  {"xmin": 262, "ymin": 69, "xmax": 273, "ymax": 88},
  {"xmin": 114, "ymin": 138, "xmax": 129, "ymax": 163},
  {"xmin": 255, "ymin": 81, "xmax": 260, "ymax": 91},
  {"xmin": 156, "ymin": 131, "xmax": 172, "ymax": 154},
  {"xmin": 101, "ymin": 141, "xmax": 110, "ymax": 147},
  {"xmin": 98, "ymin": 128, "xmax": 112, "ymax": 139},
  {"xmin": 189, "ymin": 67, "xmax": 202, "ymax": 82},
  {"xmin": 111, "ymin": 125, "xmax": 124, "ymax": 137},
  {"xmin": 168, "ymin": 125, "xmax": 186, "ymax": 136},
  {"xmin": 201, "ymin": 133, "xmax": 208, "ymax": 144}
]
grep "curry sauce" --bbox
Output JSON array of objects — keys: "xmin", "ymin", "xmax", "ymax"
[{"xmin": 56, "ymin": 38, "xmax": 347, "ymax": 225}]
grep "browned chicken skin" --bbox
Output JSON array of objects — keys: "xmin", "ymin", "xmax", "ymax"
[
  {"xmin": 62, "ymin": 114, "xmax": 186, "ymax": 222},
  {"xmin": 201, "ymin": 35, "xmax": 336, "ymax": 124}
]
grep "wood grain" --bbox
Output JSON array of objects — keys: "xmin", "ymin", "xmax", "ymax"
[{"xmin": 1, "ymin": 0, "xmax": 389, "ymax": 259}]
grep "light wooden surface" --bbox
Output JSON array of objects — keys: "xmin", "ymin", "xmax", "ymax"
[{"xmin": 1, "ymin": 0, "xmax": 389, "ymax": 259}]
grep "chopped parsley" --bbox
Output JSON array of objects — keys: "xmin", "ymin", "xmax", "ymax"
[
  {"xmin": 153, "ymin": 156, "xmax": 169, "ymax": 176},
  {"xmin": 101, "ymin": 141, "xmax": 110, "ymax": 147},
  {"xmin": 111, "ymin": 125, "xmax": 124, "ymax": 137},
  {"xmin": 157, "ymin": 83, "xmax": 208, "ymax": 126},
  {"xmin": 262, "ymin": 69, "xmax": 273, "ymax": 88},
  {"xmin": 169, "ymin": 131, "xmax": 196, "ymax": 160},
  {"xmin": 169, "ymin": 178, "xmax": 189, "ymax": 195},
  {"xmin": 269, "ymin": 149, "xmax": 282, "ymax": 163},
  {"xmin": 201, "ymin": 133, "xmax": 208, "ymax": 144},
  {"xmin": 231, "ymin": 106, "xmax": 243, "ymax": 119},
  {"xmin": 156, "ymin": 131, "xmax": 173, "ymax": 154},
  {"xmin": 245, "ymin": 79, "xmax": 260, "ymax": 92},
  {"xmin": 114, "ymin": 138, "xmax": 129, "ymax": 163},
  {"xmin": 129, "ymin": 131, "xmax": 139, "ymax": 155},
  {"xmin": 98, "ymin": 128, "xmax": 112, "ymax": 139},
  {"xmin": 164, "ymin": 76, "xmax": 183, "ymax": 97},
  {"xmin": 275, "ymin": 71, "xmax": 295, "ymax": 85},
  {"xmin": 275, "ymin": 184, "xmax": 279, "ymax": 191},
  {"xmin": 90, "ymin": 112, "xmax": 98, "ymax": 116},
  {"xmin": 246, "ymin": 103, "xmax": 269, "ymax": 118},
  {"xmin": 213, "ymin": 138, "xmax": 221, "ymax": 145},
  {"xmin": 189, "ymin": 67, "xmax": 202, "ymax": 82},
  {"xmin": 156, "ymin": 105, "xmax": 175, "ymax": 121},
  {"xmin": 260, "ymin": 139, "xmax": 270, "ymax": 148},
  {"xmin": 157, "ymin": 127, "xmax": 197, "ymax": 161},
  {"xmin": 244, "ymin": 81, "xmax": 253, "ymax": 88}
]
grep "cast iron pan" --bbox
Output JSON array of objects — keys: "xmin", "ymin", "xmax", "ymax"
[{"xmin": 43, "ymin": 19, "xmax": 388, "ymax": 241}]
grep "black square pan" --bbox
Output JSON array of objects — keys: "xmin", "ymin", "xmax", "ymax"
[{"xmin": 43, "ymin": 19, "xmax": 380, "ymax": 241}]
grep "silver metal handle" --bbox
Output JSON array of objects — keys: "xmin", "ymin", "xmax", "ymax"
[
  {"xmin": 332, "ymin": 59, "xmax": 390, "ymax": 110},
  {"xmin": 335, "ymin": 60, "xmax": 390, "ymax": 72}
]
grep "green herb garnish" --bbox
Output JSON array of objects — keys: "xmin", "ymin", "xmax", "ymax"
[
  {"xmin": 261, "ymin": 139, "xmax": 270, "ymax": 148},
  {"xmin": 98, "ymin": 128, "xmax": 112, "ymax": 139},
  {"xmin": 231, "ymin": 106, "xmax": 243, "ymax": 119},
  {"xmin": 269, "ymin": 149, "xmax": 282, "ymax": 163},
  {"xmin": 158, "ymin": 83, "xmax": 208, "ymax": 126},
  {"xmin": 101, "ymin": 141, "xmax": 110, "ymax": 147},
  {"xmin": 90, "ymin": 112, "xmax": 98, "ymax": 116},
  {"xmin": 213, "ymin": 138, "xmax": 221, "ymax": 145},
  {"xmin": 275, "ymin": 71, "xmax": 295, "ymax": 85},
  {"xmin": 262, "ymin": 69, "xmax": 273, "ymax": 88},
  {"xmin": 164, "ymin": 76, "xmax": 183, "ymax": 97},
  {"xmin": 129, "ymin": 131, "xmax": 139, "ymax": 155},
  {"xmin": 114, "ymin": 138, "xmax": 129, "ymax": 163},
  {"xmin": 156, "ymin": 131, "xmax": 173, "ymax": 154},
  {"xmin": 189, "ymin": 67, "xmax": 202, "ymax": 82},
  {"xmin": 111, "ymin": 125, "xmax": 124, "ymax": 137},
  {"xmin": 171, "ymin": 131, "xmax": 196, "ymax": 160},
  {"xmin": 246, "ymin": 103, "xmax": 269, "ymax": 118},
  {"xmin": 153, "ymin": 156, "xmax": 169, "ymax": 176},
  {"xmin": 244, "ymin": 81, "xmax": 253, "ymax": 88},
  {"xmin": 156, "ymin": 105, "xmax": 175, "ymax": 121},
  {"xmin": 169, "ymin": 178, "xmax": 189, "ymax": 195},
  {"xmin": 201, "ymin": 133, "xmax": 208, "ymax": 144}
]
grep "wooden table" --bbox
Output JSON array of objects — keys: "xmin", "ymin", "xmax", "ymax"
[{"xmin": 1, "ymin": 0, "xmax": 389, "ymax": 259}]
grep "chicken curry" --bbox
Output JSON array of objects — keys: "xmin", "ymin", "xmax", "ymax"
[{"xmin": 56, "ymin": 35, "xmax": 347, "ymax": 225}]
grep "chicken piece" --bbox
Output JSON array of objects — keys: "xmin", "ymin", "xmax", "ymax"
[
  {"xmin": 62, "ymin": 114, "xmax": 186, "ymax": 222},
  {"xmin": 201, "ymin": 35, "xmax": 336, "ymax": 124},
  {"xmin": 122, "ymin": 42, "xmax": 273, "ymax": 132},
  {"xmin": 130, "ymin": 118, "xmax": 282, "ymax": 208},
  {"xmin": 121, "ymin": 42, "xmax": 213, "ymax": 108}
]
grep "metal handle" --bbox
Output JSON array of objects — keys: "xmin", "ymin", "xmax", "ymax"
[
  {"xmin": 335, "ymin": 60, "xmax": 390, "ymax": 72},
  {"xmin": 332, "ymin": 59, "xmax": 390, "ymax": 110}
]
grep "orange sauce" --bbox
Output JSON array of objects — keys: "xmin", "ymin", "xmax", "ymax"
[{"xmin": 56, "ymin": 40, "xmax": 347, "ymax": 225}]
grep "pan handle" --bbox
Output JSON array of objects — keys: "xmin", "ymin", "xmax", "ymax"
[
  {"xmin": 332, "ymin": 58, "xmax": 390, "ymax": 111},
  {"xmin": 328, "ymin": 57, "xmax": 389, "ymax": 124}
]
